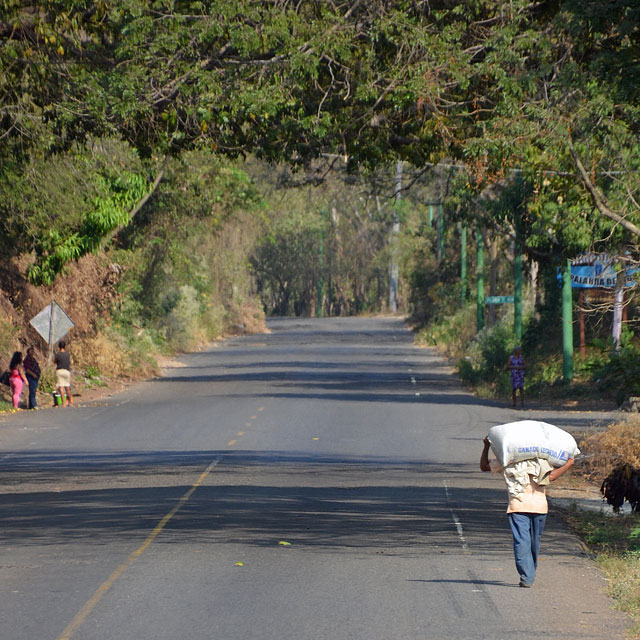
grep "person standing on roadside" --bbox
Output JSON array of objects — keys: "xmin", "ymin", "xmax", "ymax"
[
  {"xmin": 54, "ymin": 340, "xmax": 73, "ymax": 406},
  {"xmin": 23, "ymin": 346, "xmax": 41, "ymax": 410},
  {"xmin": 480, "ymin": 437, "xmax": 574, "ymax": 587},
  {"xmin": 507, "ymin": 346, "xmax": 525, "ymax": 408},
  {"xmin": 8, "ymin": 351, "xmax": 28, "ymax": 409}
]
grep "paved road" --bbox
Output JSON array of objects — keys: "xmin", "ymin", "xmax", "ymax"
[{"xmin": 0, "ymin": 317, "xmax": 628, "ymax": 639}]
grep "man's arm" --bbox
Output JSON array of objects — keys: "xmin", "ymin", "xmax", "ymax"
[
  {"xmin": 549, "ymin": 457, "xmax": 575, "ymax": 482},
  {"xmin": 480, "ymin": 437, "xmax": 492, "ymax": 472}
]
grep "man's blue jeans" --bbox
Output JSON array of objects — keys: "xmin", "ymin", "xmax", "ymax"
[
  {"xmin": 508, "ymin": 512, "xmax": 547, "ymax": 586},
  {"xmin": 26, "ymin": 374, "xmax": 38, "ymax": 409}
]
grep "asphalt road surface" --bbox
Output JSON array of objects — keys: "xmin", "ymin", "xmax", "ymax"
[{"xmin": 0, "ymin": 317, "xmax": 629, "ymax": 640}]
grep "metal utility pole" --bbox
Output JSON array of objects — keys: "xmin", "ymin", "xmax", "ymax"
[
  {"xmin": 562, "ymin": 259, "xmax": 574, "ymax": 382},
  {"xmin": 388, "ymin": 160, "xmax": 402, "ymax": 313},
  {"xmin": 460, "ymin": 224, "xmax": 467, "ymax": 304}
]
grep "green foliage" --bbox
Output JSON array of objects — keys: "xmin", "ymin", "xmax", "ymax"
[
  {"xmin": 83, "ymin": 365, "xmax": 106, "ymax": 388},
  {"xmin": 107, "ymin": 153, "xmax": 262, "ymax": 353},
  {"xmin": 569, "ymin": 507, "xmax": 640, "ymax": 553},
  {"xmin": 252, "ymin": 210, "xmax": 325, "ymax": 316},
  {"xmin": 588, "ymin": 332, "xmax": 640, "ymax": 404},
  {"xmin": 37, "ymin": 365, "xmax": 57, "ymax": 395},
  {"xmin": 1, "ymin": 0, "xmax": 634, "ymax": 177},
  {"xmin": 27, "ymin": 170, "xmax": 147, "ymax": 285},
  {"xmin": 249, "ymin": 164, "xmax": 397, "ymax": 317},
  {"xmin": 457, "ymin": 319, "xmax": 516, "ymax": 396},
  {"xmin": 0, "ymin": 138, "xmax": 148, "ymax": 284},
  {"xmin": 165, "ymin": 285, "xmax": 203, "ymax": 352}
]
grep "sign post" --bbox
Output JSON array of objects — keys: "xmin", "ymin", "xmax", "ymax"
[
  {"xmin": 562, "ymin": 260, "xmax": 574, "ymax": 382},
  {"xmin": 29, "ymin": 301, "xmax": 75, "ymax": 361},
  {"xmin": 566, "ymin": 253, "xmax": 637, "ymax": 353}
]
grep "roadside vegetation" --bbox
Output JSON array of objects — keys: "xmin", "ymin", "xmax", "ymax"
[
  {"xmin": 559, "ymin": 416, "xmax": 640, "ymax": 637},
  {"xmin": 415, "ymin": 282, "xmax": 640, "ymax": 409}
]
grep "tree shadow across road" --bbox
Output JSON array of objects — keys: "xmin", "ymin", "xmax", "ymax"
[{"xmin": 0, "ymin": 449, "xmax": 584, "ymax": 561}]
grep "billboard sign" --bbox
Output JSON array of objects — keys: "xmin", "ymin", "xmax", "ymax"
[{"xmin": 568, "ymin": 253, "xmax": 637, "ymax": 289}]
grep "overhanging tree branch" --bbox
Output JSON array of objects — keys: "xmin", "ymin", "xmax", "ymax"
[
  {"xmin": 567, "ymin": 138, "xmax": 640, "ymax": 239},
  {"xmin": 108, "ymin": 154, "xmax": 169, "ymax": 244}
]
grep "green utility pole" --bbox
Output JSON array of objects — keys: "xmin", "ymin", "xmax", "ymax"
[
  {"xmin": 437, "ymin": 203, "xmax": 445, "ymax": 264},
  {"xmin": 476, "ymin": 231, "xmax": 484, "ymax": 331},
  {"xmin": 513, "ymin": 216, "xmax": 523, "ymax": 341},
  {"xmin": 562, "ymin": 259, "xmax": 574, "ymax": 382},
  {"xmin": 460, "ymin": 225, "xmax": 467, "ymax": 304}
]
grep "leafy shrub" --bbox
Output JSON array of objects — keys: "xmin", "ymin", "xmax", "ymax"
[
  {"xmin": 165, "ymin": 285, "xmax": 203, "ymax": 353},
  {"xmin": 38, "ymin": 365, "xmax": 57, "ymax": 394},
  {"xmin": 421, "ymin": 300, "xmax": 477, "ymax": 358},
  {"xmin": 201, "ymin": 302, "xmax": 226, "ymax": 341},
  {"xmin": 457, "ymin": 318, "xmax": 518, "ymax": 396},
  {"xmin": 587, "ymin": 333, "xmax": 640, "ymax": 405}
]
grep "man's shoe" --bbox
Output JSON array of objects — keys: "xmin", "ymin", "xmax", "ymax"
[{"xmin": 519, "ymin": 581, "xmax": 532, "ymax": 588}]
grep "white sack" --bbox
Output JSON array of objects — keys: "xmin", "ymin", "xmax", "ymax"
[{"xmin": 487, "ymin": 420, "xmax": 580, "ymax": 468}]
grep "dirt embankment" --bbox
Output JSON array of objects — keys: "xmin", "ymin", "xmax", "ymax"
[
  {"xmin": 0, "ymin": 253, "xmax": 267, "ymax": 409},
  {"xmin": 1, "ymin": 255, "xmax": 122, "ymax": 350},
  {"xmin": 0, "ymin": 254, "xmax": 122, "ymax": 363},
  {"xmin": 0, "ymin": 254, "xmax": 130, "ymax": 409}
]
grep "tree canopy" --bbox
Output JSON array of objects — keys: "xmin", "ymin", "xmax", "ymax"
[{"xmin": 2, "ymin": 1, "xmax": 640, "ymax": 281}]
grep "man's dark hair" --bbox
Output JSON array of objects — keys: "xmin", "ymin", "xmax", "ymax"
[{"xmin": 58, "ymin": 341, "xmax": 66, "ymax": 349}]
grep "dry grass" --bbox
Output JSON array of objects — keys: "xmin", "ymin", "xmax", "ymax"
[
  {"xmin": 226, "ymin": 299, "xmax": 268, "ymax": 335},
  {"xmin": 75, "ymin": 332, "xmax": 130, "ymax": 378},
  {"xmin": 578, "ymin": 414, "xmax": 640, "ymax": 479},
  {"xmin": 598, "ymin": 552, "xmax": 640, "ymax": 626},
  {"xmin": 74, "ymin": 329, "xmax": 158, "ymax": 381},
  {"xmin": 567, "ymin": 416, "xmax": 640, "ymax": 637}
]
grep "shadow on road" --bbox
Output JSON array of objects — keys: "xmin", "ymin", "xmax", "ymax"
[{"xmin": 0, "ymin": 449, "xmax": 581, "ymax": 561}]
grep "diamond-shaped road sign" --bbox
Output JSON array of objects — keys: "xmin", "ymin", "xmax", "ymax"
[{"xmin": 29, "ymin": 301, "xmax": 75, "ymax": 345}]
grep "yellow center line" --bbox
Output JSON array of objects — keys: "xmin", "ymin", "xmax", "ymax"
[
  {"xmin": 227, "ymin": 439, "xmax": 237, "ymax": 446},
  {"xmin": 57, "ymin": 456, "xmax": 222, "ymax": 640}
]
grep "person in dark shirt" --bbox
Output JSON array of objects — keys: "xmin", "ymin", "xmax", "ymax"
[
  {"xmin": 23, "ymin": 346, "xmax": 41, "ymax": 410},
  {"xmin": 54, "ymin": 340, "xmax": 73, "ymax": 406}
]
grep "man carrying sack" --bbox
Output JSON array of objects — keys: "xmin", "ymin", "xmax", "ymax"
[{"xmin": 480, "ymin": 421, "xmax": 577, "ymax": 588}]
